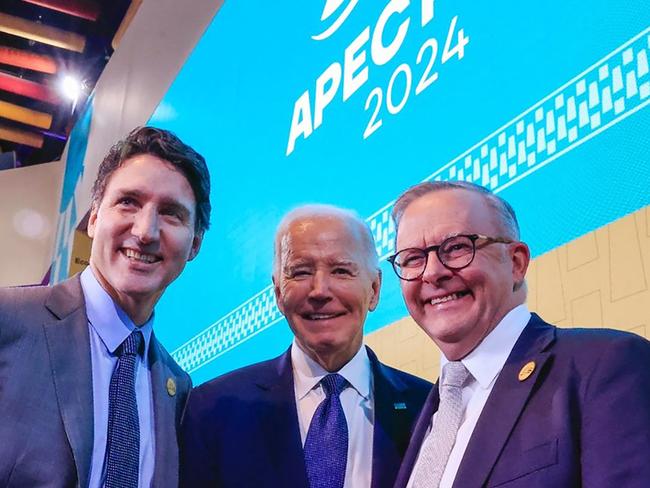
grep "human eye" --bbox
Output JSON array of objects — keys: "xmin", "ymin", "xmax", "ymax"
[
  {"xmin": 160, "ymin": 207, "xmax": 182, "ymax": 222},
  {"xmin": 441, "ymin": 237, "xmax": 472, "ymax": 256},
  {"xmin": 397, "ymin": 250, "xmax": 425, "ymax": 268},
  {"xmin": 332, "ymin": 266, "xmax": 354, "ymax": 276},
  {"xmin": 286, "ymin": 266, "xmax": 311, "ymax": 279},
  {"xmin": 116, "ymin": 196, "xmax": 137, "ymax": 208}
]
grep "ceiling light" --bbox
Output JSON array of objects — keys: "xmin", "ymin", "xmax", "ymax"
[{"xmin": 60, "ymin": 75, "xmax": 82, "ymax": 101}]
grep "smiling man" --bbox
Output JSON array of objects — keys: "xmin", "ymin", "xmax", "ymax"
[
  {"xmin": 389, "ymin": 181, "xmax": 650, "ymax": 488},
  {"xmin": 180, "ymin": 205, "xmax": 431, "ymax": 488},
  {"xmin": 0, "ymin": 127, "xmax": 210, "ymax": 488}
]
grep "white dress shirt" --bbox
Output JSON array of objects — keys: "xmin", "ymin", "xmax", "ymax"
[
  {"xmin": 292, "ymin": 340, "xmax": 374, "ymax": 488},
  {"xmin": 408, "ymin": 304, "xmax": 531, "ymax": 488}
]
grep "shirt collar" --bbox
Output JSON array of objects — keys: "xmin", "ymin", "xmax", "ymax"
[
  {"xmin": 440, "ymin": 304, "xmax": 531, "ymax": 389},
  {"xmin": 80, "ymin": 267, "xmax": 153, "ymax": 358},
  {"xmin": 291, "ymin": 338, "xmax": 372, "ymax": 401}
]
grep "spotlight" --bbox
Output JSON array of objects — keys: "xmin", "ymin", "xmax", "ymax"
[{"xmin": 60, "ymin": 75, "xmax": 82, "ymax": 101}]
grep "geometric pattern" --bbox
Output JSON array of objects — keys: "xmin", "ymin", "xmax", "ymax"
[
  {"xmin": 172, "ymin": 286, "xmax": 283, "ymax": 372},
  {"xmin": 172, "ymin": 28, "xmax": 650, "ymax": 374}
]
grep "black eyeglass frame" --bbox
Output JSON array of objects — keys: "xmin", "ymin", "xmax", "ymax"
[{"xmin": 387, "ymin": 233, "xmax": 514, "ymax": 281}]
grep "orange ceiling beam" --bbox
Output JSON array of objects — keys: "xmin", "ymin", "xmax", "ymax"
[
  {"xmin": 0, "ymin": 72, "xmax": 60, "ymax": 105},
  {"xmin": 0, "ymin": 46, "xmax": 58, "ymax": 74},
  {"xmin": 0, "ymin": 100, "xmax": 52, "ymax": 129},
  {"xmin": 21, "ymin": 0, "xmax": 100, "ymax": 22},
  {"xmin": 0, "ymin": 12, "xmax": 86, "ymax": 53},
  {"xmin": 0, "ymin": 123, "xmax": 44, "ymax": 148}
]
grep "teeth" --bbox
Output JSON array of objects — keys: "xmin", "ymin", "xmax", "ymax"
[
  {"xmin": 124, "ymin": 249, "xmax": 157, "ymax": 263},
  {"xmin": 430, "ymin": 292, "xmax": 464, "ymax": 305},
  {"xmin": 306, "ymin": 313, "xmax": 339, "ymax": 320}
]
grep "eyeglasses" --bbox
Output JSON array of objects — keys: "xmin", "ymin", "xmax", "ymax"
[{"xmin": 387, "ymin": 234, "xmax": 513, "ymax": 281}]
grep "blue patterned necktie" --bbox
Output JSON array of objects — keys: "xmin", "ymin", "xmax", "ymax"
[
  {"xmin": 304, "ymin": 373, "xmax": 349, "ymax": 488},
  {"xmin": 105, "ymin": 330, "xmax": 143, "ymax": 488}
]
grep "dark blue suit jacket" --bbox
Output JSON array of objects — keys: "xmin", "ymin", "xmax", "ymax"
[
  {"xmin": 394, "ymin": 314, "xmax": 650, "ymax": 488},
  {"xmin": 180, "ymin": 346, "xmax": 432, "ymax": 487}
]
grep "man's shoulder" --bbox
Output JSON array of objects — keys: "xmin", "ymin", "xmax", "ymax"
[
  {"xmin": 533, "ymin": 314, "xmax": 650, "ymax": 365},
  {"xmin": 0, "ymin": 283, "xmax": 60, "ymax": 332},
  {"xmin": 547, "ymin": 319, "xmax": 650, "ymax": 350},
  {"xmin": 0, "ymin": 283, "xmax": 51, "ymax": 309},
  {"xmin": 191, "ymin": 352, "xmax": 287, "ymax": 403}
]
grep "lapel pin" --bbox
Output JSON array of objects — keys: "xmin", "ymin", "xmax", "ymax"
[
  {"xmin": 518, "ymin": 361, "xmax": 536, "ymax": 382},
  {"xmin": 393, "ymin": 402, "xmax": 407, "ymax": 410},
  {"xmin": 166, "ymin": 377, "xmax": 177, "ymax": 397}
]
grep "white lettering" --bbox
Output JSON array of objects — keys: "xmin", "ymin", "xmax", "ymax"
[
  {"xmin": 314, "ymin": 62, "xmax": 342, "ymax": 129},
  {"xmin": 343, "ymin": 27, "xmax": 370, "ymax": 101},
  {"xmin": 371, "ymin": 0, "xmax": 411, "ymax": 66},
  {"xmin": 286, "ymin": 90, "xmax": 313, "ymax": 156}
]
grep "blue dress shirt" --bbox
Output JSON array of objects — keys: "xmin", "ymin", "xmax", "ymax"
[{"xmin": 80, "ymin": 267, "xmax": 155, "ymax": 488}]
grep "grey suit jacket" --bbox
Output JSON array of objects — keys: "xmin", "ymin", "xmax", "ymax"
[{"xmin": 0, "ymin": 275, "xmax": 192, "ymax": 488}]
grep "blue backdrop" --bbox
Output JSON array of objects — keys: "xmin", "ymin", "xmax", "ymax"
[{"xmin": 147, "ymin": 0, "xmax": 650, "ymax": 384}]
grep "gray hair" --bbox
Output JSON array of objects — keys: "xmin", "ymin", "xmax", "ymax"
[
  {"xmin": 273, "ymin": 204, "xmax": 379, "ymax": 277},
  {"xmin": 392, "ymin": 181, "xmax": 520, "ymax": 240}
]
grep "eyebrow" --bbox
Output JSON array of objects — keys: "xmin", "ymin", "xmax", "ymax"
[{"xmin": 115, "ymin": 189, "xmax": 193, "ymax": 219}]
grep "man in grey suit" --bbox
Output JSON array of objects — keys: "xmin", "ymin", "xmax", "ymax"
[{"xmin": 0, "ymin": 127, "xmax": 211, "ymax": 488}]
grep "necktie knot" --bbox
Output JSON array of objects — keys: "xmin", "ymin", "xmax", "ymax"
[
  {"xmin": 118, "ymin": 330, "xmax": 143, "ymax": 358},
  {"xmin": 321, "ymin": 373, "xmax": 347, "ymax": 397},
  {"xmin": 441, "ymin": 361, "xmax": 470, "ymax": 388}
]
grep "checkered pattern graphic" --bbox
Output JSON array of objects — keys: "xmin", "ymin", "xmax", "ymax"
[
  {"xmin": 173, "ymin": 286, "xmax": 283, "ymax": 372},
  {"xmin": 172, "ymin": 29, "xmax": 650, "ymax": 373}
]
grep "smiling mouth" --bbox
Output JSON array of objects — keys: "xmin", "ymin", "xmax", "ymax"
[
  {"xmin": 429, "ymin": 290, "xmax": 470, "ymax": 305},
  {"xmin": 301, "ymin": 312, "xmax": 346, "ymax": 321},
  {"xmin": 122, "ymin": 248, "xmax": 161, "ymax": 264}
]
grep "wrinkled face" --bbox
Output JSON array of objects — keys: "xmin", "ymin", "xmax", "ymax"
[
  {"xmin": 395, "ymin": 189, "xmax": 529, "ymax": 360},
  {"xmin": 88, "ymin": 154, "xmax": 202, "ymax": 321},
  {"xmin": 274, "ymin": 216, "xmax": 381, "ymax": 369}
]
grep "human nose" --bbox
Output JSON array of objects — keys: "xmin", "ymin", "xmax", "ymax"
[
  {"xmin": 308, "ymin": 270, "xmax": 333, "ymax": 302},
  {"xmin": 421, "ymin": 248, "xmax": 453, "ymax": 284},
  {"xmin": 131, "ymin": 207, "xmax": 160, "ymax": 243}
]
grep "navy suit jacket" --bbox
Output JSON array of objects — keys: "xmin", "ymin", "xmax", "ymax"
[
  {"xmin": 394, "ymin": 314, "xmax": 650, "ymax": 488},
  {"xmin": 0, "ymin": 276, "xmax": 192, "ymax": 488},
  {"xmin": 180, "ymin": 346, "xmax": 432, "ymax": 487}
]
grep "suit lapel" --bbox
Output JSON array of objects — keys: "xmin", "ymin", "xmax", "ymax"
[
  {"xmin": 150, "ymin": 336, "xmax": 179, "ymax": 487},
  {"xmin": 393, "ymin": 385, "xmax": 440, "ymax": 488},
  {"xmin": 256, "ymin": 349, "xmax": 309, "ymax": 488},
  {"xmin": 368, "ymin": 347, "xmax": 421, "ymax": 488},
  {"xmin": 453, "ymin": 315, "xmax": 556, "ymax": 487},
  {"xmin": 42, "ymin": 276, "xmax": 94, "ymax": 488}
]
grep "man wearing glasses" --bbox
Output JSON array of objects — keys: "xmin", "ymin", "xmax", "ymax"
[{"xmin": 389, "ymin": 181, "xmax": 650, "ymax": 488}]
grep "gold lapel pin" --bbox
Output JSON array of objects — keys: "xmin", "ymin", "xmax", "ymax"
[
  {"xmin": 166, "ymin": 377, "xmax": 177, "ymax": 397},
  {"xmin": 518, "ymin": 361, "xmax": 536, "ymax": 381}
]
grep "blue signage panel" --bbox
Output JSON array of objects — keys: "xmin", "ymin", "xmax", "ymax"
[{"xmin": 148, "ymin": 1, "xmax": 650, "ymax": 383}]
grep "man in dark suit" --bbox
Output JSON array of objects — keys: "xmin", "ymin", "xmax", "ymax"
[
  {"xmin": 388, "ymin": 181, "xmax": 650, "ymax": 488},
  {"xmin": 0, "ymin": 127, "xmax": 211, "ymax": 488},
  {"xmin": 180, "ymin": 205, "xmax": 431, "ymax": 488}
]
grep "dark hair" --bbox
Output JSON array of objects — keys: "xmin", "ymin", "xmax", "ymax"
[
  {"xmin": 392, "ymin": 180, "xmax": 520, "ymax": 240},
  {"xmin": 91, "ymin": 126, "xmax": 211, "ymax": 233}
]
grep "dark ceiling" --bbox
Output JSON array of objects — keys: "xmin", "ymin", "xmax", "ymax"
[{"xmin": 0, "ymin": 0, "xmax": 135, "ymax": 169}]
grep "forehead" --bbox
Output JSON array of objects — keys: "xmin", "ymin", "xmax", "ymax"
[
  {"xmin": 396, "ymin": 189, "xmax": 499, "ymax": 246},
  {"xmin": 281, "ymin": 216, "xmax": 365, "ymax": 262},
  {"xmin": 103, "ymin": 154, "xmax": 195, "ymax": 203}
]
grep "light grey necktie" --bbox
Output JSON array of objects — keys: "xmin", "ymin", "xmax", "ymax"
[{"xmin": 411, "ymin": 361, "xmax": 470, "ymax": 488}]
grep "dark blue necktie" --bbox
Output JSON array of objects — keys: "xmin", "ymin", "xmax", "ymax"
[
  {"xmin": 105, "ymin": 330, "xmax": 143, "ymax": 488},
  {"xmin": 304, "ymin": 373, "xmax": 349, "ymax": 488}
]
